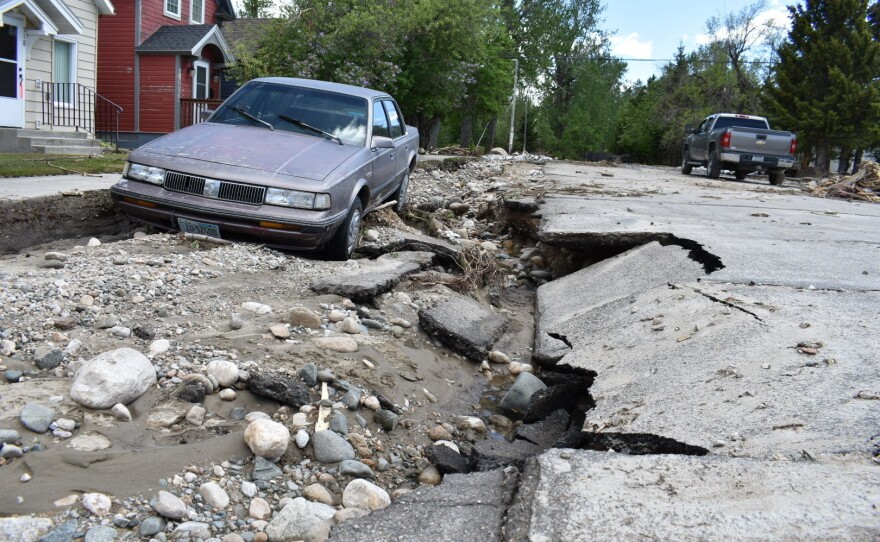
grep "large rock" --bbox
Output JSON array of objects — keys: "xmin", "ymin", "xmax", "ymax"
[
  {"xmin": 313, "ymin": 336, "xmax": 359, "ymax": 353},
  {"xmin": 198, "ymin": 482, "xmax": 229, "ymax": 509},
  {"xmin": 206, "ymin": 359, "xmax": 239, "ymax": 388},
  {"xmin": 311, "ymin": 251, "xmax": 435, "ymax": 302},
  {"xmin": 33, "ymin": 344, "xmax": 63, "ymax": 370},
  {"xmin": 244, "ymin": 418, "xmax": 290, "ymax": 460},
  {"xmin": 265, "ymin": 497, "xmax": 335, "ymax": 542},
  {"xmin": 418, "ymin": 289, "xmax": 506, "ymax": 361},
  {"xmin": 312, "ymin": 430, "xmax": 355, "ymax": 463},
  {"xmin": 0, "ymin": 517, "xmax": 54, "ymax": 541},
  {"xmin": 500, "ymin": 372, "xmax": 547, "ymax": 414},
  {"xmin": 151, "ymin": 490, "xmax": 187, "ymax": 519},
  {"xmin": 19, "ymin": 402, "xmax": 54, "ymax": 433},
  {"xmin": 287, "ymin": 307, "xmax": 322, "ymax": 329},
  {"xmin": 69, "ymin": 348, "xmax": 157, "ymax": 409},
  {"xmin": 341, "ymin": 479, "xmax": 391, "ymax": 511},
  {"xmin": 248, "ymin": 372, "xmax": 310, "ymax": 407}
]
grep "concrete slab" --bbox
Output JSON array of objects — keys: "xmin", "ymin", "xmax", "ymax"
[
  {"xmin": 310, "ymin": 251, "xmax": 435, "ymax": 302},
  {"xmin": 357, "ymin": 227, "xmax": 462, "ymax": 261},
  {"xmin": 329, "ymin": 467, "xmax": 519, "ymax": 542},
  {"xmin": 534, "ymin": 241, "xmax": 704, "ymax": 363},
  {"xmin": 417, "ymin": 289, "xmax": 506, "ymax": 361},
  {"xmin": 0, "ymin": 173, "xmax": 119, "ymax": 200},
  {"xmin": 506, "ymin": 451, "xmax": 880, "ymax": 541}
]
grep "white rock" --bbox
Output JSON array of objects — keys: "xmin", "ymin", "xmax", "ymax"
[
  {"xmin": 198, "ymin": 482, "xmax": 229, "ymax": 509},
  {"xmin": 295, "ymin": 429, "xmax": 310, "ymax": 449},
  {"xmin": 82, "ymin": 492, "xmax": 112, "ymax": 516},
  {"xmin": 488, "ymin": 350, "xmax": 510, "ymax": 364},
  {"xmin": 148, "ymin": 339, "xmax": 171, "ymax": 358},
  {"xmin": 108, "ymin": 326, "xmax": 131, "ymax": 338},
  {"xmin": 363, "ymin": 396, "xmax": 381, "ymax": 411},
  {"xmin": 111, "ymin": 403, "xmax": 132, "ymax": 422},
  {"xmin": 152, "ymin": 490, "xmax": 187, "ymax": 519},
  {"xmin": 0, "ymin": 517, "xmax": 54, "ymax": 541},
  {"xmin": 67, "ymin": 431, "xmax": 112, "ymax": 452},
  {"xmin": 455, "ymin": 416, "xmax": 486, "ymax": 433},
  {"xmin": 340, "ymin": 317, "xmax": 362, "ymax": 334},
  {"xmin": 265, "ymin": 497, "xmax": 335, "ymax": 542},
  {"xmin": 241, "ymin": 481, "xmax": 258, "ymax": 498},
  {"xmin": 218, "ymin": 388, "xmax": 236, "ymax": 401},
  {"xmin": 291, "ymin": 412, "xmax": 308, "ymax": 428},
  {"xmin": 186, "ymin": 405, "xmax": 206, "ymax": 425},
  {"xmin": 0, "ymin": 339, "xmax": 16, "ymax": 357},
  {"xmin": 172, "ymin": 522, "xmax": 211, "ymax": 539},
  {"xmin": 55, "ymin": 418, "xmax": 76, "ymax": 431},
  {"xmin": 244, "ymin": 411, "xmax": 271, "ymax": 423},
  {"xmin": 244, "ymin": 418, "xmax": 290, "ymax": 460},
  {"xmin": 342, "ymin": 479, "xmax": 391, "ymax": 511},
  {"xmin": 69, "ymin": 348, "xmax": 157, "ymax": 409},
  {"xmin": 87, "ymin": 238, "xmax": 101, "ymax": 247},
  {"xmin": 434, "ymin": 440, "xmax": 460, "ymax": 453},
  {"xmin": 313, "ymin": 336, "xmax": 358, "ymax": 352},
  {"xmin": 65, "ymin": 339, "xmax": 82, "ymax": 356},
  {"xmin": 241, "ymin": 302, "xmax": 272, "ymax": 315},
  {"xmin": 207, "ymin": 359, "xmax": 239, "ymax": 387},
  {"xmin": 248, "ymin": 497, "xmax": 272, "ymax": 520},
  {"xmin": 328, "ymin": 310, "xmax": 346, "ymax": 322}
]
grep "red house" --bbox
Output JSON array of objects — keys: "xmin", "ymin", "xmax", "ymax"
[{"xmin": 97, "ymin": 0, "xmax": 235, "ymax": 147}]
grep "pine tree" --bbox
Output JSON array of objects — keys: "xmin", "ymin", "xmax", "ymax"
[{"xmin": 764, "ymin": 0, "xmax": 880, "ymax": 172}]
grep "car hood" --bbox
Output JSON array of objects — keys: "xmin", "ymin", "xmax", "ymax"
[{"xmin": 136, "ymin": 123, "xmax": 361, "ymax": 181}]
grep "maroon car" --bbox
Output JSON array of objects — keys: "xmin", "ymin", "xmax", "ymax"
[{"xmin": 110, "ymin": 77, "xmax": 419, "ymax": 259}]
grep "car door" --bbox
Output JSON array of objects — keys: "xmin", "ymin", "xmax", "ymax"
[
  {"xmin": 383, "ymin": 99, "xmax": 409, "ymax": 185},
  {"xmin": 370, "ymin": 100, "xmax": 396, "ymax": 204},
  {"xmin": 691, "ymin": 118, "xmax": 710, "ymax": 160}
]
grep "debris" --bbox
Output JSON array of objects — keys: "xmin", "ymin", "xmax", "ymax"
[{"xmin": 805, "ymin": 161, "xmax": 880, "ymax": 202}]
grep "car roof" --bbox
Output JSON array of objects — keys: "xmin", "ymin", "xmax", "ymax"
[{"xmin": 251, "ymin": 77, "xmax": 391, "ymax": 100}]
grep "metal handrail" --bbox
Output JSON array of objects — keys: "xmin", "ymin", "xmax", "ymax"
[{"xmin": 41, "ymin": 82, "xmax": 123, "ymax": 151}]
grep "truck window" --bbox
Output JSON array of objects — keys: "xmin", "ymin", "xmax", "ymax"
[{"xmin": 713, "ymin": 117, "xmax": 769, "ymax": 130}]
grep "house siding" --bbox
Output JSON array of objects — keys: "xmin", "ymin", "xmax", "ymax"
[
  {"xmin": 97, "ymin": 0, "xmax": 136, "ymax": 131},
  {"xmin": 139, "ymin": 55, "xmax": 176, "ymax": 132}
]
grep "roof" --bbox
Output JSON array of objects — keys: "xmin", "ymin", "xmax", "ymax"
[
  {"xmin": 136, "ymin": 24, "xmax": 233, "ymax": 62},
  {"xmin": 253, "ymin": 77, "xmax": 391, "ymax": 100},
  {"xmin": 214, "ymin": 0, "xmax": 235, "ymax": 21},
  {"xmin": 220, "ymin": 17, "xmax": 273, "ymax": 48}
]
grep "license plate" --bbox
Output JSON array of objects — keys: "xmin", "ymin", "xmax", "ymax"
[
  {"xmin": 178, "ymin": 218, "xmax": 221, "ymax": 238},
  {"xmin": 752, "ymin": 155, "xmax": 764, "ymax": 162}
]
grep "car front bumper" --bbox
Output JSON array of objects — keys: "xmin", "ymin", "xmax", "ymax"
[{"xmin": 111, "ymin": 179, "xmax": 347, "ymax": 251}]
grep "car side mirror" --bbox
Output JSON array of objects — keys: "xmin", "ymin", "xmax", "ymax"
[
  {"xmin": 200, "ymin": 109, "xmax": 215, "ymax": 122},
  {"xmin": 371, "ymin": 136, "xmax": 394, "ymax": 149},
  {"xmin": 685, "ymin": 124, "xmax": 693, "ymax": 134}
]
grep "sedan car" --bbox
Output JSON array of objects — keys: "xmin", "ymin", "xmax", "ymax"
[{"xmin": 110, "ymin": 77, "xmax": 419, "ymax": 259}]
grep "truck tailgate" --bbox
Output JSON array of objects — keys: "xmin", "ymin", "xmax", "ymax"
[{"xmin": 728, "ymin": 127, "xmax": 792, "ymax": 156}]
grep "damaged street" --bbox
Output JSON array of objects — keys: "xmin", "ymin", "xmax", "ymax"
[{"xmin": 0, "ymin": 157, "xmax": 878, "ymax": 541}]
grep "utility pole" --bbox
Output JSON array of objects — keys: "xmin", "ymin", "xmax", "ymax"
[
  {"xmin": 507, "ymin": 57, "xmax": 518, "ymax": 155},
  {"xmin": 522, "ymin": 96, "xmax": 527, "ymax": 154}
]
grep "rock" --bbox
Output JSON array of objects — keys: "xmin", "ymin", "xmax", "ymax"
[
  {"xmin": 374, "ymin": 409, "xmax": 398, "ymax": 432},
  {"xmin": 418, "ymin": 465, "xmax": 443, "ymax": 485},
  {"xmin": 426, "ymin": 444, "xmax": 470, "ymax": 474},
  {"xmin": 82, "ymin": 492, "xmax": 112, "ymax": 516},
  {"xmin": 0, "ymin": 445, "xmax": 23, "ymax": 459},
  {"xmin": 148, "ymin": 339, "xmax": 171, "ymax": 358},
  {"xmin": 132, "ymin": 324, "xmax": 155, "ymax": 340},
  {"xmin": 330, "ymin": 410, "xmax": 349, "ymax": 435},
  {"xmin": 0, "ymin": 517, "xmax": 54, "ymax": 541},
  {"xmin": 0, "ymin": 429, "xmax": 20, "ymax": 444},
  {"xmin": 0, "ymin": 339, "xmax": 16, "ymax": 357},
  {"xmin": 310, "ymin": 252, "xmax": 435, "ymax": 303},
  {"xmin": 241, "ymin": 481, "xmax": 258, "ymax": 498},
  {"xmin": 252, "ymin": 456, "xmax": 283, "ymax": 481},
  {"xmin": 418, "ymin": 290, "xmax": 506, "ymax": 361},
  {"xmin": 152, "ymin": 490, "xmax": 187, "ymax": 519},
  {"xmin": 363, "ymin": 396, "xmax": 381, "ymax": 411},
  {"xmin": 508, "ymin": 361, "xmax": 533, "ymax": 375},
  {"xmin": 139, "ymin": 516, "xmax": 167, "ymax": 537},
  {"xmin": 342, "ymin": 388, "xmax": 362, "ymax": 410},
  {"xmin": 67, "ymin": 431, "xmax": 112, "ymax": 451},
  {"xmin": 269, "ymin": 323, "xmax": 290, "ymax": 339},
  {"xmin": 199, "ymin": 482, "xmax": 229, "ymax": 509},
  {"xmin": 53, "ymin": 495, "xmax": 78, "ymax": 508},
  {"xmin": 33, "ymin": 345, "xmax": 64, "ymax": 370},
  {"xmin": 300, "ymin": 363, "xmax": 318, "ymax": 386},
  {"xmin": 244, "ymin": 418, "xmax": 290, "ymax": 460},
  {"xmin": 186, "ymin": 405, "xmax": 206, "ymax": 425},
  {"xmin": 87, "ymin": 237, "xmax": 101, "ymax": 246},
  {"xmin": 288, "ymin": 306, "xmax": 323, "ymax": 329},
  {"xmin": 171, "ymin": 522, "xmax": 211, "ymax": 540},
  {"xmin": 312, "ymin": 430, "xmax": 355, "ymax": 463},
  {"xmin": 342, "ymin": 479, "xmax": 391, "ymax": 511},
  {"xmin": 35, "ymin": 519, "xmax": 76, "ymax": 542},
  {"xmin": 53, "ymin": 316, "xmax": 77, "ymax": 331},
  {"xmin": 249, "ymin": 372, "xmax": 311, "ymax": 407},
  {"xmin": 295, "ymin": 429, "xmax": 310, "ymax": 449},
  {"xmin": 242, "ymin": 302, "xmax": 272, "ymax": 315},
  {"xmin": 488, "ymin": 350, "xmax": 511, "ymax": 364},
  {"xmin": 500, "ymin": 372, "xmax": 547, "ymax": 414},
  {"xmin": 265, "ymin": 497, "xmax": 335, "ymax": 542},
  {"xmin": 109, "ymin": 325, "xmax": 131, "ymax": 338},
  {"xmin": 207, "ymin": 359, "xmax": 239, "ymax": 387},
  {"xmin": 110, "ymin": 403, "xmax": 132, "ymax": 422},
  {"xmin": 219, "ymin": 388, "xmax": 236, "ymax": 401},
  {"xmin": 229, "ymin": 313, "xmax": 243, "ymax": 330},
  {"xmin": 146, "ymin": 408, "xmax": 184, "ymax": 429},
  {"xmin": 427, "ymin": 425, "xmax": 453, "ymax": 442},
  {"xmin": 489, "ymin": 147, "xmax": 508, "ymax": 156},
  {"xmin": 177, "ymin": 379, "xmax": 207, "ymax": 403},
  {"xmin": 303, "ymin": 483, "xmax": 335, "ymax": 505},
  {"xmin": 84, "ymin": 525, "xmax": 116, "ymax": 542},
  {"xmin": 455, "ymin": 416, "xmax": 487, "ymax": 433},
  {"xmin": 334, "ymin": 507, "xmax": 370, "ymax": 524},
  {"xmin": 340, "ymin": 460, "xmax": 374, "ymax": 479},
  {"xmin": 69, "ymin": 348, "xmax": 157, "ymax": 409},
  {"xmin": 249, "ymin": 497, "xmax": 272, "ymax": 520},
  {"xmin": 340, "ymin": 317, "xmax": 362, "ymax": 334},
  {"xmin": 516, "ymin": 409, "xmax": 570, "ymax": 448},
  {"xmin": 20, "ymin": 403, "xmax": 54, "ymax": 433},
  {"xmin": 448, "ymin": 201, "xmax": 470, "ymax": 216},
  {"xmin": 4, "ymin": 370, "xmax": 22, "ymax": 383},
  {"xmin": 313, "ymin": 336, "xmax": 358, "ymax": 353}
]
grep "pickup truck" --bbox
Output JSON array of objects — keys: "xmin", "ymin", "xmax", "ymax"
[
  {"xmin": 680, "ymin": 113, "xmax": 797, "ymax": 185},
  {"xmin": 111, "ymin": 77, "xmax": 419, "ymax": 260}
]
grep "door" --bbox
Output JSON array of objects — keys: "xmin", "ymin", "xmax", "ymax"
[
  {"xmin": 0, "ymin": 15, "xmax": 25, "ymax": 128},
  {"xmin": 370, "ymin": 100, "xmax": 396, "ymax": 202},
  {"xmin": 191, "ymin": 60, "xmax": 209, "ymax": 124},
  {"xmin": 382, "ymin": 99, "xmax": 408, "ymax": 183}
]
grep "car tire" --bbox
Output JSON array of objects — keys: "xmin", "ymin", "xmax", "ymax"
[
  {"xmin": 769, "ymin": 170, "xmax": 785, "ymax": 186},
  {"xmin": 324, "ymin": 198, "xmax": 363, "ymax": 261},
  {"xmin": 735, "ymin": 170, "xmax": 748, "ymax": 180},
  {"xmin": 391, "ymin": 170, "xmax": 410, "ymax": 213},
  {"xmin": 707, "ymin": 150, "xmax": 721, "ymax": 179},
  {"xmin": 681, "ymin": 150, "xmax": 693, "ymax": 175}
]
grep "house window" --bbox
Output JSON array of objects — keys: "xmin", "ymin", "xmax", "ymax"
[
  {"xmin": 190, "ymin": 0, "xmax": 204, "ymax": 23},
  {"xmin": 164, "ymin": 0, "xmax": 181, "ymax": 19},
  {"xmin": 53, "ymin": 38, "xmax": 77, "ymax": 105}
]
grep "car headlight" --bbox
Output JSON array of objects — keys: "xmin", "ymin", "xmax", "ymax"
[
  {"xmin": 125, "ymin": 163, "xmax": 166, "ymax": 185},
  {"xmin": 265, "ymin": 188, "xmax": 331, "ymax": 210}
]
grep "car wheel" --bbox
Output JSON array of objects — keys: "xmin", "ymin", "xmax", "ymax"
[
  {"xmin": 735, "ymin": 170, "xmax": 748, "ymax": 180},
  {"xmin": 324, "ymin": 198, "xmax": 363, "ymax": 261},
  {"xmin": 391, "ymin": 170, "xmax": 410, "ymax": 213},
  {"xmin": 769, "ymin": 170, "xmax": 785, "ymax": 186},
  {"xmin": 681, "ymin": 150, "xmax": 693, "ymax": 175},
  {"xmin": 706, "ymin": 150, "xmax": 721, "ymax": 179}
]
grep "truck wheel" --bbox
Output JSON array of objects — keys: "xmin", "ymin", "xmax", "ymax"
[
  {"xmin": 680, "ymin": 150, "xmax": 693, "ymax": 175},
  {"xmin": 391, "ymin": 170, "xmax": 410, "ymax": 213},
  {"xmin": 735, "ymin": 170, "xmax": 748, "ymax": 180},
  {"xmin": 769, "ymin": 170, "xmax": 785, "ymax": 186},
  {"xmin": 706, "ymin": 150, "xmax": 721, "ymax": 179},
  {"xmin": 323, "ymin": 198, "xmax": 362, "ymax": 261}
]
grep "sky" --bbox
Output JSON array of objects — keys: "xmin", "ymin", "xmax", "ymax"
[{"xmin": 603, "ymin": 0, "xmax": 793, "ymax": 84}]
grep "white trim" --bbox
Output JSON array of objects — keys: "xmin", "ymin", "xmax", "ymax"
[
  {"xmin": 189, "ymin": 0, "xmax": 203, "ymax": 24},
  {"xmin": 0, "ymin": 13, "xmax": 25, "ymax": 128},
  {"xmin": 163, "ymin": 0, "xmax": 180, "ymax": 20},
  {"xmin": 52, "ymin": 35, "xmax": 77, "ymax": 107},
  {"xmin": 91, "ymin": 0, "xmax": 114, "ymax": 15},
  {"xmin": 0, "ymin": 0, "xmax": 59, "ymax": 35},
  {"xmin": 190, "ymin": 24, "xmax": 234, "ymax": 62},
  {"xmin": 36, "ymin": 0, "xmax": 84, "ymax": 34},
  {"xmin": 191, "ymin": 59, "xmax": 208, "ymax": 99}
]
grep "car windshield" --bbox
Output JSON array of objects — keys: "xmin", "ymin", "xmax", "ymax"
[
  {"xmin": 210, "ymin": 81, "xmax": 369, "ymax": 146},
  {"xmin": 713, "ymin": 116, "xmax": 769, "ymax": 130}
]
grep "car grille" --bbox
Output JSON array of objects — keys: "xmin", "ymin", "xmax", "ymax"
[{"xmin": 164, "ymin": 171, "xmax": 266, "ymax": 205}]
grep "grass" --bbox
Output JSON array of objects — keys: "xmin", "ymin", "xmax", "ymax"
[{"xmin": 0, "ymin": 151, "xmax": 128, "ymax": 178}]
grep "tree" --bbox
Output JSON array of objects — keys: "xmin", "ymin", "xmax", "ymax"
[
  {"xmin": 764, "ymin": 0, "xmax": 880, "ymax": 173},
  {"xmin": 238, "ymin": 0, "xmax": 273, "ymax": 18}
]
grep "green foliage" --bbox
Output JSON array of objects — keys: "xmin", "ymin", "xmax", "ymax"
[{"xmin": 238, "ymin": 0, "xmax": 273, "ymax": 18}]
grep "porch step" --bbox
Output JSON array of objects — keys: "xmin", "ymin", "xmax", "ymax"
[
  {"xmin": 16, "ymin": 129, "xmax": 91, "ymax": 140},
  {"xmin": 30, "ymin": 144, "xmax": 104, "ymax": 156},
  {"xmin": 17, "ymin": 130, "xmax": 104, "ymax": 155}
]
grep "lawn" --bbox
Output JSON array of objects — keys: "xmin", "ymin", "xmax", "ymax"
[{"xmin": 0, "ymin": 151, "xmax": 128, "ymax": 178}]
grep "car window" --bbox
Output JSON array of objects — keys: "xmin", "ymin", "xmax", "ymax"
[
  {"xmin": 713, "ymin": 116, "xmax": 769, "ymax": 130},
  {"xmin": 372, "ymin": 101, "xmax": 390, "ymax": 139},
  {"xmin": 383, "ymin": 100, "xmax": 404, "ymax": 139},
  {"xmin": 211, "ymin": 81, "xmax": 368, "ymax": 146}
]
